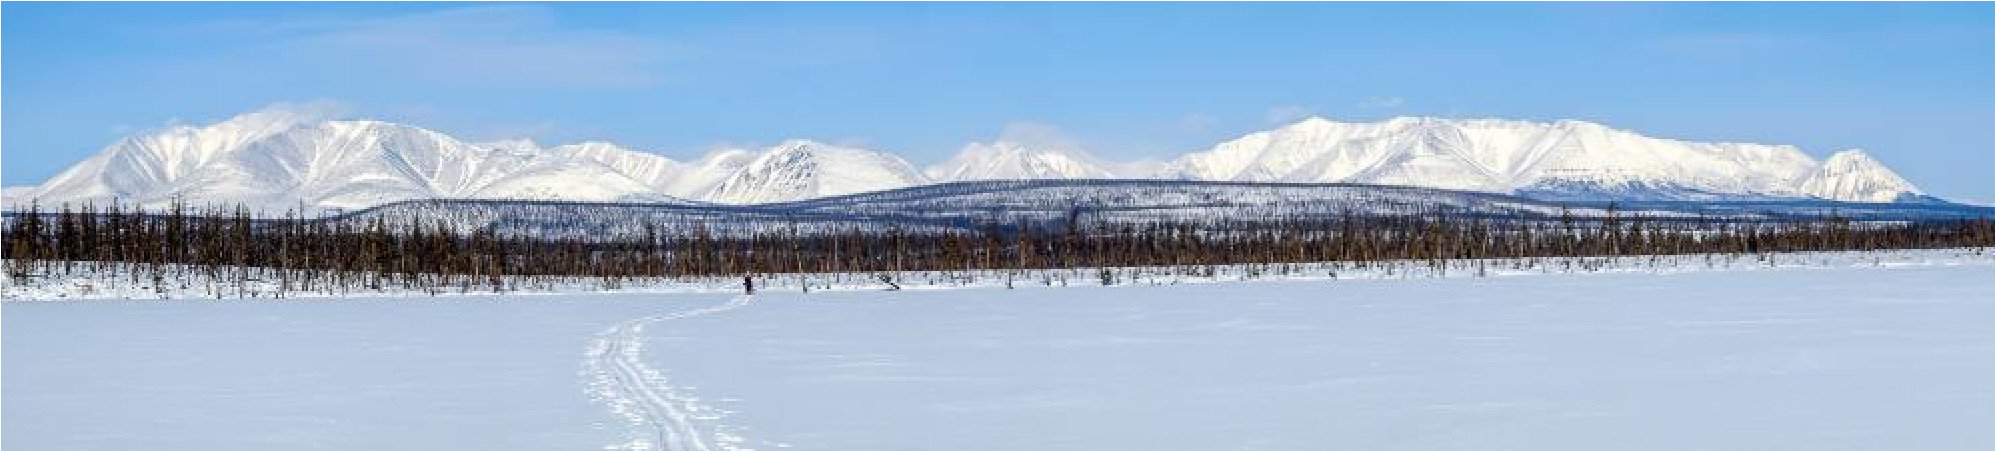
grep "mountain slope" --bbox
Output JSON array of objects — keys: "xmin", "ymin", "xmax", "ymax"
[
  {"xmin": 1800, "ymin": 150, "xmax": 1923, "ymax": 202},
  {"xmin": 32, "ymin": 108, "xmax": 320, "ymax": 205},
  {"xmin": 1172, "ymin": 117, "xmax": 1876, "ymax": 201},
  {"xmin": 1500, "ymin": 120, "xmax": 1817, "ymax": 199},
  {"xmin": 554, "ymin": 142, "xmax": 690, "ymax": 193},
  {"xmin": 702, "ymin": 140, "xmax": 929, "ymax": 204},
  {"xmin": 925, "ymin": 142, "xmax": 1115, "ymax": 182},
  {"xmin": 665, "ymin": 149, "xmax": 757, "ymax": 198},
  {"xmin": 188, "ymin": 121, "xmax": 676, "ymax": 210}
]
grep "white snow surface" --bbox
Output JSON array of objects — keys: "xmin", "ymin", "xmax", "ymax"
[
  {"xmin": 7, "ymin": 249, "xmax": 1995, "ymax": 451},
  {"xmin": 10, "ymin": 108, "xmax": 1931, "ymax": 211},
  {"xmin": 1, "ymin": 185, "xmax": 39, "ymax": 202}
]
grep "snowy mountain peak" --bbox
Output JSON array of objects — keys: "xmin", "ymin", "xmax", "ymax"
[
  {"xmin": 553, "ymin": 142, "xmax": 687, "ymax": 192},
  {"xmin": 552, "ymin": 141, "xmax": 639, "ymax": 157},
  {"xmin": 29, "ymin": 106, "xmax": 337, "ymax": 205},
  {"xmin": 199, "ymin": 104, "xmax": 326, "ymax": 136},
  {"xmin": 1286, "ymin": 116, "xmax": 1339, "ymax": 130},
  {"xmin": 479, "ymin": 138, "xmax": 544, "ymax": 155},
  {"xmin": 764, "ymin": 139, "xmax": 855, "ymax": 156},
  {"xmin": 1802, "ymin": 149, "xmax": 1923, "ymax": 202},
  {"xmin": 701, "ymin": 141, "xmax": 928, "ymax": 204},
  {"xmin": 926, "ymin": 141, "xmax": 1115, "ymax": 182},
  {"xmin": 1173, "ymin": 115, "xmax": 1468, "ymax": 183},
  {"xmin": 1822, "ymin": 149, "xmax": 1889, "ymax": 170}
]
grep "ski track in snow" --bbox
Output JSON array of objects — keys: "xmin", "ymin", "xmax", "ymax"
[{"xmin": 584, "ymin": 295, "xmax": 756, "ymax": 451}]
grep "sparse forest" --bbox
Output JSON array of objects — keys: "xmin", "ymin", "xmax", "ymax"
[{"xmin": 5, "ymin": 201, "xmax": 1992, "ymax": 297}]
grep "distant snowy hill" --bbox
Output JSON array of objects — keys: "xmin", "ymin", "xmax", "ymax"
[
  {"xmin": 703, "ymin": 140, "xmax": 929, "ymax": 204},
  {"xmin": 7, "ymin": 107, "xmax": 1941, "ymax": 211},
  {"xmin": 1801, "ymin": 149, "xmax": 1926, "ymax": 203},
  {"xmin": 925, "ymin": 141, "xmax": 1115, "ymax": 182}
]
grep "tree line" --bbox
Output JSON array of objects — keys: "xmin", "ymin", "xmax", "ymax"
[{"xmin": 5, "ymin": 201, "xmax": 1992, "ymax": 295}]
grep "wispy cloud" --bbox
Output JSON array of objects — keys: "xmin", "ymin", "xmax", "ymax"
[
  {"xmin": 248, "ymin": 100, "xmax": 349, "ymax": 122},
  {"xmin": 998, "ymin": 121, "xmax": 1086, "ymax": 151},
  {"xmin": 139, "ymin": 100, "xmax": 348, "ymax": 136},
  {"xmin": 1648, "ymin": 32, "xmax": 1811, "ymax": 58},
  {"xmin": 1264, "ymin": 105, "xmax": 1316, "ymax": 125},
  {"xmin": 1357, "ymin": 96, "xmax": 1405, "ymax": 109},
  {"xmin": 221, "ymin": 5, "xmax": 677, "ymax": 89},
  {"xmin": 1176, "ymin": 113, "xmax": 1218, "ymax": 134}
]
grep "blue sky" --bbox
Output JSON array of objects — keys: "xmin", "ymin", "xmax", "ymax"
[{"xmin": 5, "ymin": 2, "xmax": 1993, "ymax": 201}]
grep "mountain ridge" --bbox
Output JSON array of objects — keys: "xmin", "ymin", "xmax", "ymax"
[{"xmin": 6, "ymin": 109, "xmax": 1935, "ymax": 211}]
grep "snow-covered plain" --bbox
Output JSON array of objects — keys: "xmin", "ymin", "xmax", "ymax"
[
  {"xmin": 11, "ymin": 249, "xmax": 1991, "ymax": 301},
  {"xmin": 7, "ymin": 252, "xmax": 1995, "ymax": 450}
]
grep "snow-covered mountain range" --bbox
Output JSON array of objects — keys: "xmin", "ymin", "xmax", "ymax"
[
  {"xmin": 1165, "ymin": 117, "xmax": 1921, "ymax": 202},
  {"xmin": 5, "ymin": 109, "xmax": 1933, "ymax": 212}
]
